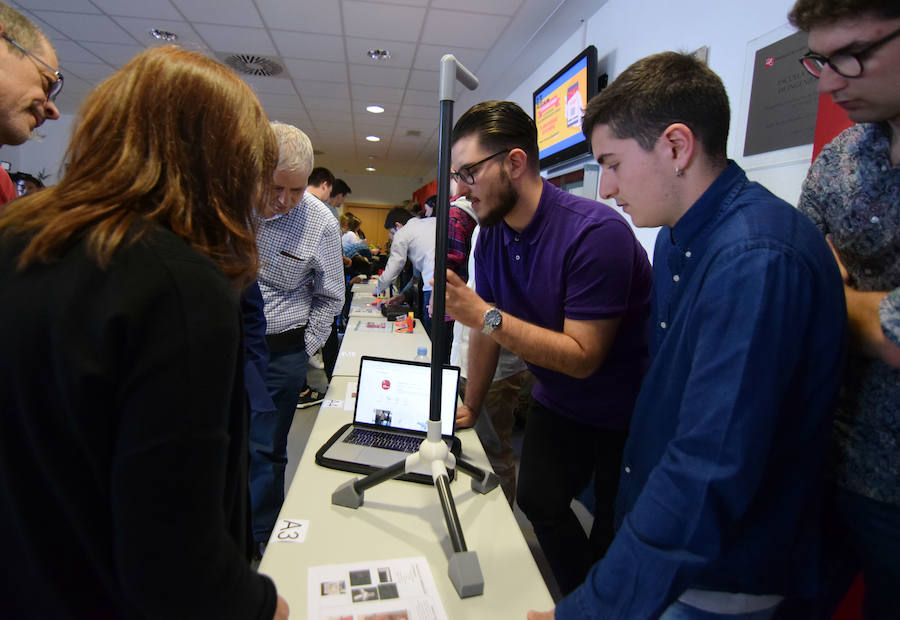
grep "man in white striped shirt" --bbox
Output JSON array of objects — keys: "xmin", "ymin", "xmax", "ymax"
[{"xmin": 250, "ymin": 122, "xmax": 344, "ymax": 551}]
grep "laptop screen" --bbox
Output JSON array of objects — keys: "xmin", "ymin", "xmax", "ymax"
[{"xmin": 354, "ymin": 356, "xmax": 459, "ymax": 436}]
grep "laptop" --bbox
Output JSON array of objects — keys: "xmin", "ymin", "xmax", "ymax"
[{"xmin": 316, "ymin": 356, "xmax": 462, "ymax": 484}]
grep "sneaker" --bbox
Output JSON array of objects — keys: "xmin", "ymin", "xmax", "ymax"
[{"xmin": 297, "ymin": 388, "xmax": 324, "ymax": 409}]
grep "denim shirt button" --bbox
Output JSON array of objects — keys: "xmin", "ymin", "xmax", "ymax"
[{"xmin": 624, "ymin": 466, "xmax": 631, "ymax": 474}]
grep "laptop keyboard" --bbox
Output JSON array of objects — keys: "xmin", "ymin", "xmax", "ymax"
[{"xmin": 345, "ymin": 428, "xmax": 424, "ymax": 453}]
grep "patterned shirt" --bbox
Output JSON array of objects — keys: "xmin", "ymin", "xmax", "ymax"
[
  {"xmin": 447, "ymin": 199, "xmax": 477, "ymax": 282},
  {"xmin": 798, "ymin": 122, "xmax": 900, "ymax": 506},
  {"xmin": 256, "ymin": 191, "xmax": 344, "ymax": 356}
]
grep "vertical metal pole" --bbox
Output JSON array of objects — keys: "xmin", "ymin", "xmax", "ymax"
[{"xmin": 428, "ymin": 100, "xmax": 453, "ymax": 426}]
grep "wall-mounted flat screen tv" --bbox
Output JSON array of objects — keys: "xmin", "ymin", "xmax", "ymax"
[{"xmin": 533, "ymin": 45, "xmax": 598, "ymax": 170}]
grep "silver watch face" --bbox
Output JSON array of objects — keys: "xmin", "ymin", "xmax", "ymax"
[{"xmin": 483, "ymin": 307, "xmax": 502, "ymax": 332}]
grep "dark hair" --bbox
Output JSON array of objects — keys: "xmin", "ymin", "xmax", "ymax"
[
  {"xmin": 308, "ymin": 167, "xmax": 334, "ymax": 188},
  {"xmin": 10, "ymin": 171, "xmax": 42, "ymax": 188},
  {"xmin": 331, "ymin": 178, "xmax": 351, "ymax": 197},
  {"xmin": 582, "ymin": 51, "xmax": 730, "ymax": 163},
  {"xmin": 0, "ymin": 46, "xmax": 277, "ymax": 286},
  {"xmin": 451, "ymin": 101, "xmax": 540, "ymax": 172},
  {"xmin": 789, "ymin": 0, "xmax": 900, "ymax": 29},
  {"xmin": 384, "ymin": 206, "xmax": 412, "ymax": 230},
  {"xmin": 0, "ymin": 2, "xmax": 44, "ymax": 51}
]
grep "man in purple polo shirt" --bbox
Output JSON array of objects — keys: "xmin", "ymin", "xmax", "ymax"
[{"xmin": 444, "ymin": 100, "xmax": 652, "ymax": 595}]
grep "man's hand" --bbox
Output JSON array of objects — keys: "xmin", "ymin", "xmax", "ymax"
[
  {"xmin": 444, "ymin": 270, "xmax": 490, "ymax": 329},
  {"xmin": 274, "ymin": 595, "xmax": 289, "ymax": 619},
  {"xmin": 828, "ymin": 236, "xmax": 900, "ymax": 367},
  {"xmin": 527, "ymin": 609, "xmax": 554, "ymax": 619},
  {"xmin": 455, "ymin": 403, "xmax": 478, "ymax": 428}
]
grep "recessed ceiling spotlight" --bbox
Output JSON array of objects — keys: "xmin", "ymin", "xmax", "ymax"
[
  {"xmin": 365, "ymin": 135, "xmax": 380, "ymax": 142},
  {"xmin": 149, "ymin": 28, "xmax": 177, "ymax": 41},
  {"xmin": 367, "ymin": 48, "xmax": 391, "ymax": 60},
  {"xmin": 366, "ymin": 166, "xmax": 376, "ymax": 172},
  {"xmin": 366, "ymin": 105, "xmax": 385, "ymax": 114}
]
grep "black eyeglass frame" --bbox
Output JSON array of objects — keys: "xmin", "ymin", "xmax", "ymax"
[
  {"xmin": 450, "ymin": 149, "xmax": 510, "ymax": 185},
  {"xmin": 1, "ymin": 32, "xmax": 63, "ymax": 101},
  {"xmin": 799, "ymin": 26, "xmax": 900, "ymax": 78}
]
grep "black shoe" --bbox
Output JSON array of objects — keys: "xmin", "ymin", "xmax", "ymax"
[{"xmin": 297, "ymin": 388, "xmax": 324, "ymax": 409}]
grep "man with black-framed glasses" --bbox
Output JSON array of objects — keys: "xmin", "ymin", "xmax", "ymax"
[
  {"xmin": 0, "ymin": 2, "xmax": 60, "ymax": 206},
  {"xmin": 445, "ymin": 100, "xmax": 652, "ymax": 596},
  {"xmin": 788, "ymin": 1, "xmax": 900, "ymax": 618}
]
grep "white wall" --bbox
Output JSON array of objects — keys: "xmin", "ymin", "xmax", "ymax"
[
  {"xmin": 329, "ymin": 171, "xmax": 423, "ymax": 206},
  {"xmin": 504, "ymin": 0, "xmax": 812, "ymax": 260}
]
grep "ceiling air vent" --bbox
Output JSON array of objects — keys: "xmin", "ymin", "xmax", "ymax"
[
  {"xmin": 224, "ymin": 54, "xmax": 284, "ymax": 77},
  {"xmin": 405, "ymin": 130, "xmax": 422, "ymax": 137}
]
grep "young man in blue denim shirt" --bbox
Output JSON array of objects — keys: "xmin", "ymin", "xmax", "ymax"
[{"xmin": 529, "ymin": 52, "xmax": 847, "ymax": 620}]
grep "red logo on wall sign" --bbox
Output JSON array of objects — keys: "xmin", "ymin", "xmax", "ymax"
[
  {"xmin": 381, "ymin": 380, "xmax": 391, "ymax": 390},
  {"xmin": 765, "ymin": 56, "xmax": 775, "ymax": 68}
]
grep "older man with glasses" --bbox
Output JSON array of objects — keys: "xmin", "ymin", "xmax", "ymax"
[
  {"xmin": 786, "ymin": 1, "xmax": 900, "ymax": 618},
  {"xmin": 0, "ymin": 2, "xmax": 61, "ymax": 205}
]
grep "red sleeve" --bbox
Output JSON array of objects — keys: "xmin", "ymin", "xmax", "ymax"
[{"xmin": 0, "ymin": 169, "xmax": 18, "ymax": 207}]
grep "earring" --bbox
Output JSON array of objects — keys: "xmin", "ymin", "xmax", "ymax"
[{"xmin": 675, "ymin": 167, "xmax": 684, "ymax": 177}]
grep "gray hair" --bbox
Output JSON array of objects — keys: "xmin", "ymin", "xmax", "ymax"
[
  {"xmin": 0, "ymin": 2, "xmax": 45, "ymax": 51},
  {"xmin": 270, "ymin": 121, "xmax": 314, "ymax": 174}
]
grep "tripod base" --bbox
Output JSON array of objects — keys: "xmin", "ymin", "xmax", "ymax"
[
  {"xmin": 448, "ymin": 550, "xmax": 484, "ymax": 598},
  {"xmin": 332, "ymin": 478, "xmax": 364, "ymax": 508}
]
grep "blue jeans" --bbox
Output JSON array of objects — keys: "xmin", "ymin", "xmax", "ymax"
[
  {"xmin": 249, "ymin": 345, "xmax": 307, "ymax": 543},
  {"xmin": 659, "ymin": 601, "xmax": 777, "ymax": 620}
]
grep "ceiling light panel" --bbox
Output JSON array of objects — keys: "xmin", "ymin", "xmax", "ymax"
[
  {"xmin": 192, "ymin": 23, "xmax": 277, "ymax": 55},
  {"xmin": 348, "ymin": 63, "xmax": 410, "ymax": 88},
  {"xmin": 90, "ymin": 0, "xmax": 182, "ymax": 20},
  {"xmin": 291, "ymin": 81, "xmax": 349, "ymax": 100},
  {"xmin": 352, "ymin": 84, "xmax": 404, "ymax": 104},
  {"xmin": 76, "ymin": 42, "xmax": 145, "ymax": 67},
  {"xmin": 341, "ymin": 0, "xmax": 425, "ymax": 42},
  {"xmin": 407, "ymin": 69, "xmax": 440, "ymax": 91},
  {"xmin": 255, "ymin": 0, "xmax": 341, "ymax": 35},
  {"xmin": 15, "ymin": 0, "xmax": 98, "ymax": 12},
  {"xmin": 282, "ymin": 58, "xmax": 347, "ymax": 83},
  {"xmin": 430, "ymin": 0, "xmax": 523, "ymax": 15},
  {"xmin": 170, "ymin": 0, "xmax": 264, "ymax": 27},
  {"xmin": 421, "ymin": 9, "xmax": 510, "ymax": 48},
  {"xmin": 270, "ymin": 31, "xmax": 346, "ymax": 62},
  {"xmin": 31, "ymin": 10, "xmax": 134, "ymax": 44}
]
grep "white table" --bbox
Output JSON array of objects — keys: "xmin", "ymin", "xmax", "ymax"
[
  {"xmin": 350, "ymin": 277, "xmax": 379, "ymax": 295},
  {"xmin": 347, "ymin": 292, "xmax": 385, "ymax": 318},
  {"xmin": 260, "ymin": 375, "xmax": 554, "ymax": 619},
  {"xmin": 332, "ymin": 317, "xmax": 432, "ymax": 377}
]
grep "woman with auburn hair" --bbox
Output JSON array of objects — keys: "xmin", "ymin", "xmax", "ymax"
[{"xmin": 0, "ymin": 46, "xmax": 288, "ymax": 619}]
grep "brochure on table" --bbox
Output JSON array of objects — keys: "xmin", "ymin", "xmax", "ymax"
[{"xmin": 307, "ymin": 556, "xmax": 447, "ymax": 620}]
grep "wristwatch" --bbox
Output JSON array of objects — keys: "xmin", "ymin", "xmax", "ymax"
[{"xmin": 481, "ymin": 306, "xmax": 502, "ymax": 334}]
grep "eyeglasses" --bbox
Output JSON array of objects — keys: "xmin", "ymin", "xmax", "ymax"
[
  {"xmin": 799, "ymin": 26, "xmax": 900, "ymax": 78},
  {"xmin": 2, "ymin": 32, "xmax": 63, "ymax": 101},
  {"xmin": 450, "ymin": 149, "xmax": 510, "ymax": 185}
]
